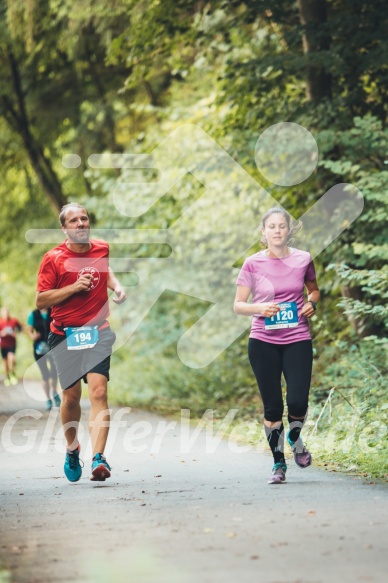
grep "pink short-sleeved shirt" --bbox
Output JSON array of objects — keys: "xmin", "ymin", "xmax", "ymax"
[{"xmin": 236, "ymin": 248, "xmax": 316, "ymax": 344}]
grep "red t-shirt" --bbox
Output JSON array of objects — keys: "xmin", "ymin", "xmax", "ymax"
[
  {"xmin": 0, "ymin": 318, "xmax": 22, "ymax": 349},
  {"xmin": 37, "ymin": 239, "xmax": 110, "ymax": 333}
]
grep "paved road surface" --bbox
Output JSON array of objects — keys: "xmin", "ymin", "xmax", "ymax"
[{"xmin": 0, "ymin": 381, "xmax": 387, "ymax": 583}]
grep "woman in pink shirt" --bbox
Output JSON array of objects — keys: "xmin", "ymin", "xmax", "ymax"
[{"xmin": 234, "ymin": 208, "xmax": 320, "ymax": 484}]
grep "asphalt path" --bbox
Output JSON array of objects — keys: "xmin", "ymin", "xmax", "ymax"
[{"xmin": 0, "ymin": 381, "xmax": 387, "ymax": 583}]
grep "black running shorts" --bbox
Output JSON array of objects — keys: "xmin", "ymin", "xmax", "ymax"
[
  {"xmin": 1, "ymin": 347, "xmax": 16, "ymax": 359},
  {"xmin": 47, "ymin": 326, "xmax": 116, "ymax": 390}
]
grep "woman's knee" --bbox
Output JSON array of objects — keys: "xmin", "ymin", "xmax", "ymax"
[
  {"xmin": 287, "ymin": 400, "xmax": 308, "ymax": 418},
  {"xmin": 264, "ymin": 405, "xmax": 284, "ymax": 422}
]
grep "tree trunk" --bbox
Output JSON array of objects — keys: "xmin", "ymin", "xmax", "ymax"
[
  {"xmin": 297, "ymin": 0, "xmax": 332, "ymax": 101},
  {"xmin": 5, "ymin": 47, "xmax": 67, "ymax": 213},
  {"xmin": 20, "ymin": 131, "xmax": 68, "ymax": 213},
  {"xmin": 84, "ymin": 38, "xmax": 123, "ymax": 155}
]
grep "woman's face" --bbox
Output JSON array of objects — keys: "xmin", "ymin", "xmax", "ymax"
[{"xmin": 262, "ymin": 213, "xmax": 289, "ymax": 247}]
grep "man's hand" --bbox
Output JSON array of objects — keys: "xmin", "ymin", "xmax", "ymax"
[
  {"xmin": 73, "ymin": 274, "xmax": 93, "ymax": 292},
  {"xmin": 107, "ymin": 267, "xmax": 126, "ymax": 304},
  {"xmin": 112, "ymin": 286, "xmax": 126, "ymax": 304}
]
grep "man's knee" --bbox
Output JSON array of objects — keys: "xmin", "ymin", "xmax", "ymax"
[
  {"xmin": 62, "ymin": 385, "xmax": 81, "ymax": 408},
  {"xmin": 89, "ymin": 379, "xmax": 108, "ymax": 403}
]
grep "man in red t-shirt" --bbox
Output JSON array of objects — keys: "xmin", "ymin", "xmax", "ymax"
[
  {"xmin": 0, "ymin": 307, "xmax": 22, "ymax": 386},
  {"xmin": 36, "ymin": 202, "xmax": 126, "ymax": 483}
]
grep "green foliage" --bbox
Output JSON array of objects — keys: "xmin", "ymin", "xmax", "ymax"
[
  {"xmin": 318, "ymin": 115, "xmax": 388, "ymax": 337},
  {"xmin": 208, "ymin": 0, "xmax": 388, "ymax": 128},
  {"xmin": 306, "ymin": 337, "xmax": 388, "ymax": 478},
  {"xmin": 109, "ymin": 292, "xmax": 261, "ymax": 418},
  {"xmin": 1, "ymin": 0, "xmax": 387, "ymax": 479}
]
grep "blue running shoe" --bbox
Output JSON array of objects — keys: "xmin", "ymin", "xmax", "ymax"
[
  {"xmin": 64, "ymin": 444, "xmax": 83, "ymax": 482},
  {"xmin": 90, "ymin": 453, "xmax": 111, "ymax": 481},
  {"xmin": 287, "ymin": 433, "xmax": 312, "ymax": 468},
  {"xmin": 268, "ymin": 462, "xmax": 287, "ymax": 484}
]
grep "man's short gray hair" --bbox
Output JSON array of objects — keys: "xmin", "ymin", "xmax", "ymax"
[{"xmin": 59, "ymin": 203, "xmax": 88, "ymax": 226}]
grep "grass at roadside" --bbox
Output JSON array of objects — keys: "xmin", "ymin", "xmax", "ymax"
[
  {"xmin": 223, "ymin": 404, "xmax": 388, "ymax": 481},
  {"xmin": 0, "ymin": 565, "xmax": 11, "ymax": 583}
]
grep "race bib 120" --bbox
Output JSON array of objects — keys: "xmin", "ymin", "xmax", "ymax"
[
  {"xmin": 265, "ymin": 302, "xmax": 299, "ymax": 330},
  {"xmin": 64, "ymin": 326, "xmax": 99, "ymax": 350}
]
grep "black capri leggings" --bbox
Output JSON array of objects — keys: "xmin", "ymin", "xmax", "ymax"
[{"xmin": 248, "ymin": 338, "xmax": 313, "ymax": 422}]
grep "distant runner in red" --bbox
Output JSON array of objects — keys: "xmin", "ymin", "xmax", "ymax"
[
  {"xmin": 36, "ymin": 203, "xmax": 126, "ymax": 483},
  {"xmin": 0, "ymin": 307, "xmax": 22, "ymax": 386}
]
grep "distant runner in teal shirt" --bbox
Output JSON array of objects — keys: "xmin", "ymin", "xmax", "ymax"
[{"xmin": 27, "ymin": 308, "xmax": 60, "ymax": 411}]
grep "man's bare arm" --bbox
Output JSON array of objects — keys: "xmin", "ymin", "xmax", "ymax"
[
  {"xmin": 36, "ymin": 275, "xmax": 94, "ymax": 309},
  {"xmin": 107, "ymin": 267, "xmax": 126, "ymax": 304}
]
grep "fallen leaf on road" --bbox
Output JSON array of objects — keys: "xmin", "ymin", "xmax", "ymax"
[
  {"xmin": 226, "ymin": 532, "xmax": 237, "ymax": 538},
  {"xmin": 307, "ymin": 510, "xmax": 316, "ymax": 516}
]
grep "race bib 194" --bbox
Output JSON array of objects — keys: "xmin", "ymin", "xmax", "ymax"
[
  {"xmin": 264, "ymin": 302, "xmax": 299, "ymax": 330},
  {"xmin": 64, "ymin": 326, "xmax": 99, "ymax": 350}
]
